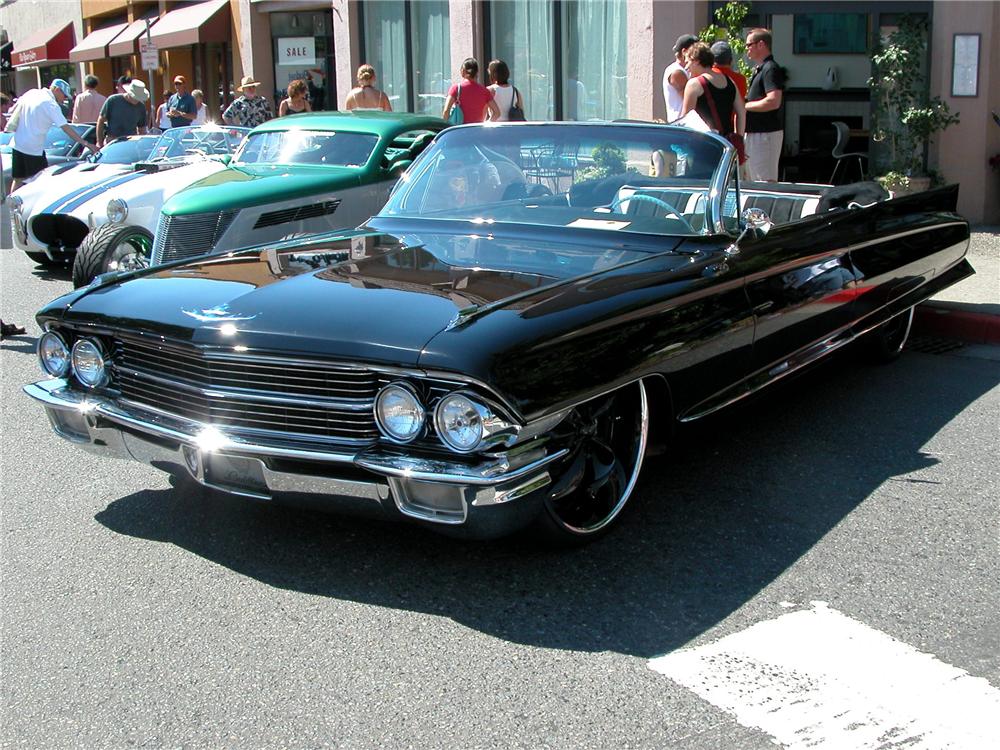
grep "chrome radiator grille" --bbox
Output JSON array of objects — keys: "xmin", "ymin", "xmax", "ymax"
[
  {"xmin": 150, "ymin": 209, "xmax": 239, "ymax": 265},
  {"xmin": 112, "ymin": 335, "xmax": 379, "ymax": 445}
]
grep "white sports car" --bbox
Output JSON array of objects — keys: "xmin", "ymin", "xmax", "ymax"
[{"xmin": 8, "ymin": 125, "xmax": 249, "ymax": 285}]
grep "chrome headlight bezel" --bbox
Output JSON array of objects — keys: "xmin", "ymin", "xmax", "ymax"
[
  {"xmin": 37, "ymin": 330, "xmax": 71, "ymax": 377},
  {"xmin": 106, "ymin": 198, "xmax": 128, "ymax": 224},
  {"xmin": 374, "ymin": 381, "xmax": 426, "ymax": 443},
  {"xmin": 433, "ymin": 391, "xmax": 517, "ymax": 454},
  {"xmin": 70, "ymin": 338, "xmax": 108, "ymax": 388}
]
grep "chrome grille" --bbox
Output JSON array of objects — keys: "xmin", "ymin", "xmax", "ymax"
[
  {"xmin": 113, "ymin": 335, "xmax": 379, "ymax": 445},
  {"xmin": 150, "ymin": 209, "xmax": 239, "ymax": 265}
]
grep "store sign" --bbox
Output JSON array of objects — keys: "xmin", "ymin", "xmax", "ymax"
[{"xmin": 277, "ymin": 37, "xmax": 315, "ymax": 67}]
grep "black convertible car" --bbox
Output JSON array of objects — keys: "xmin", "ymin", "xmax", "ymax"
[{"xmin": 25, "ymin": 123, "xmax": 972, "ymax": 542}]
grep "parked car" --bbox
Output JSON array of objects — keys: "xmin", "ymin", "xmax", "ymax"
[
  {"xmin": 8, "ymin": 125, "xmax": 248, "ymax": 284},
  {"xmin": 25, "ymin": 122, "xmax": 972, "ymax": 543},
  {"xmin": 1, "ymin": 123, "xmax": 97, "ymax": 191},
  {"xmin": 148, "ymin": 111, "xmax": 445, "ymax": 268}
]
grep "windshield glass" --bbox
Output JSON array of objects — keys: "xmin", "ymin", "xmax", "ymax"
[
  {"xmin": 148, "ymin": 126, "xmax": 249, "ymax": 160},
  {"xmin": 380, "ymin": 124, "xmax": 728, "ymax": 237},
  {"xmin": 44, "ymin": 124, "xmax": 90, "ymax": 154},
  {"xmin": 94, "ymin": 136, "xmax": 158, "ymax": 164},
  {"xmin": 233, "ymin": 129, "xmax": 378, "ymax": 168}
]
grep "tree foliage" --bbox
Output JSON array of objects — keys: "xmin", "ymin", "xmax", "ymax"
[{"xmin": 698, "ymin": 1, "xmax": 753, "ymax": 78}]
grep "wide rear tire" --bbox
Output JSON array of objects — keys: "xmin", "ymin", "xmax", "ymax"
[
  {"xmin": 72, "ymin": 224, "xmax": 153, "ymax": 288},
  {"xmin": 535, "ymin": 380, "xmax": 648, "ymax": 545}
]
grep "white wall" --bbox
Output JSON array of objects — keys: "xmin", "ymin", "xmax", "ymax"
[{"xmin": 770, "ymin": 14, "xmax": 872, "ymax": 90}]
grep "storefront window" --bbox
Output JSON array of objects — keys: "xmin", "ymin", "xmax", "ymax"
[
  {"xmin": 361, "ymin": 1, "xmax": 450, "ymax": 114},
  {"xmin": 561, "ymin": 0, "xmax": 627, "ymax": 121},
  {"xmin": 271, "ymin": 11, "xmax": 334, "ymax": 111},
  {"xmin": 490, "ymin": 0, "xmax": 555, "ymax": 120}
]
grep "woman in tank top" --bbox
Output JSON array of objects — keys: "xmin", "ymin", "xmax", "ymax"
[
  {"xmin": 278, "ymin": 79, "xmax": 312, "ymax": 117},
  {"xmin": 486, "ymin": 59, "xmax": 523, "ymax": 122},
  {"xmin": 345, "ymin": 65, "xmax": 392, "ymax": 112},
  {"xmin": 680, "ymin": 41, "xmax": 745, "ymax": 138}
]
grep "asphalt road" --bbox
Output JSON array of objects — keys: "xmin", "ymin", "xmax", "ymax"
[{"xmin": 2, "ymin": 245, "xmax": 998, "ymax": 749}]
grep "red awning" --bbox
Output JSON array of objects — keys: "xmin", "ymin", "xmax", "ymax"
[
  {"xmin": 107, "ymin": 17, "xmax": 159, "ymax": 58},
  {"xmin": 148, "ymin": 0, "xmax": 231, "ymax": 50},
  {"xmin": 11, "ymin": 22, "xmax": 75, "ymax": 68},
  {"xmin": 69, "ymin": 22, "xmax": 128, "ymax": 63}
]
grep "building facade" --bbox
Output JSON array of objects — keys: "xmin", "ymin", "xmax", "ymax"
[{"xmin": 1, "ymin": 0, "xmax": 995, "ymax": 222}]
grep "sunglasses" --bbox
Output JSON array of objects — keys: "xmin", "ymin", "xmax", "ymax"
[{"xmin": 173, "ymin": 82, "xmax": 184, "ymax": 86}]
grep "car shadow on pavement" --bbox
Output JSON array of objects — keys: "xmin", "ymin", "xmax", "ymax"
[
  {"xmin": 29, "ymin": 265, "xmax": 72, "ymax": 282},
  {"xmin": 94, "ymin": 350, "xmax": 999, "ymax": 658}
]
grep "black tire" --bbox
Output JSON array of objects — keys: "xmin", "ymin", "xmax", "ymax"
[
  {"xmin": 24, "ymin": 251, "xmax": 62, "ymax": 268},
  {"xmin": 72, "ymin": 224, "xmax": 153, "ymax": 288},
  {"xmin": 535, "ymin": 380, "xmax": 649, "ymax": 544},
  {"xmin": 861, "ymin": 306, "xmax": 914, "ymax": 364}
]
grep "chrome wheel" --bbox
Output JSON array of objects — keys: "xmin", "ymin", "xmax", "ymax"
[
  {"xmin": 542, "ymin": 381, "xmax": 648, "ymax": 539},
  {"xmin": 106, "ymin": 235, "xmax": 151, "ymax": 272}
]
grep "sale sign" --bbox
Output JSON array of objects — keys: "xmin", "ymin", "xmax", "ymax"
[{"xmin": 277, "ymin": 37, "xmax": 316, "ymax": 67}]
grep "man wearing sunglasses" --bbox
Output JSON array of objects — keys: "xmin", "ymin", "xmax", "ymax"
[
  {"xmin": 166, "ymin": 75, "xmax": 197, "ymax": 129},
  {"xmin": 744, "ymin": 28, "xmax": 786, "ymax": 182}
]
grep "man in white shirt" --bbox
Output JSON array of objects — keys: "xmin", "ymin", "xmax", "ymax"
[
  {"xmin": 7, "ymin": 79, "xmax": 97, "ymax": 191},
  {"xmin": 663, "ymin": 34, "xmax": 697, "ymax": 122}
]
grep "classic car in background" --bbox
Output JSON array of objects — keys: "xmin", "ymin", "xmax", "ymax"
[
  {"xmin": 149, "ymin": 111, "xmax": 445, "ymax": 268},
  {"xmin": 8, "ymin": 125, "xmax": 248, "ymax": 286},
  {"xmin": 25, "ymin": 122, "xmax": 973, "ymax": 543},
  {"xmin": 1, "ymin": 123, "xmax": 97, "ymax": 192}
]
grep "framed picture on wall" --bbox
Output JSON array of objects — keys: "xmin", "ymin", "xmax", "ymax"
[
  {"xmin": 793, "ymin": 14, "xmax": 869, "ymax": 54},
  {"xmin": 951, "ymin": 34, "xmax": 980, "ymax": 97}
]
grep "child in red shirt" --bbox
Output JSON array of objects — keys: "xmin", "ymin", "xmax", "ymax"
[{"xmin": 444, "ymin": 58, "xmax": 500, "ymax": 124}]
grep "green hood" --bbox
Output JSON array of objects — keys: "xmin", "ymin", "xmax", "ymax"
[{"xmin": 162, "ymin": 164, "xmax": 364, "ymax": 216}]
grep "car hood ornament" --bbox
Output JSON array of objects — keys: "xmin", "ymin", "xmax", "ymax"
[{"xmin": 181, "ymin": 304, "xmax": 258, "ymax": 322}]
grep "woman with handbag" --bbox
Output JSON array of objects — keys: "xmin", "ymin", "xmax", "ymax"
[
  {"xmin": 680, "ymin": 42, "xmax": 747, "ymax": 165},
  {"xmin": 443, "ymin": 58, "xmax": 500, "ymax": 125},
  {"xmin": 486, "ymin": 59, "xmax": 525, "ymax": 122}
]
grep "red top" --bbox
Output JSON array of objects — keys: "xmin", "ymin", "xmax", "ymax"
[
  {"xmin": 448, "ymin": 80, "xmax": 494, "ymax": 123},
  {"xmin": 713, "ymin": 65, "xmax": 748, "ymax": 99}
]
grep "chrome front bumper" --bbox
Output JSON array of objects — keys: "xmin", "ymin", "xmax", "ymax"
[{"xmin": 24, "ymin": 379, "xmax": 565, "ymax": 536}]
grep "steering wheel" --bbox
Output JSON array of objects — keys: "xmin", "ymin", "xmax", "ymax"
[{"xmin": 608, "ymin": 193, "xmax": 694, "ymax": 233}]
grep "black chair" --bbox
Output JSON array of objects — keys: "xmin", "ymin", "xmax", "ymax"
[{"xmin": 829, "ymin": 121, "xmax": 868, "ymax": 184}]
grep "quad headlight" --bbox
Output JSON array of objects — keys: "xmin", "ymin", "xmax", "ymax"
[
  {"xmin": 433, "ymin": 392, "xmax": 491, "ymax": 453},
  {"xmin": 71, "ymin": 338, "xmax": 108, "ymax": 388},
  {"xmin": 374, "ymin": 382, "xmax": 425, "ymax": 442},
  {"xmin": 106, "ymin": 198, "xmax": 128, "ymax": 223},
  {"xmin": 37, "ymin": 331, "xmax": 71, "ymax": 377}
]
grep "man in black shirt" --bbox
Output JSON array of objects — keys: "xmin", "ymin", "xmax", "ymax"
[{"xmin": 744, "ymin": 28, "xmax": 785, "ymax": 182}]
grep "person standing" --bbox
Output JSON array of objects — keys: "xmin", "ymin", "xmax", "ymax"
[
  {"xmin": 96, "ymin": 79, "xmax": 149, "ymax": 147},
  {"xmin": 486, "ymin": 59, "xmax": 524, "ymax": 121},
  {"xmin": 663, "ymin": 34, "xmax": 697, "ymax": 122},
  {"xmin": 442, "ymin": 58, "xmax": 499, "ymax": 124},
  {"xmin": 191, "ymin": 89, "xmax": 208, "ymax": 125},
  {"xmin": 345, "ymin": 65, "xmax": 391, "ymax": 111},
  {"xmin": 278, "ymin": 79, "xmax": 312, "ymax": 116},
  {"xmin": 7, "ymin": 80, "xmax": 98, "ymax": 191},
  {"xmin": 166, "ymin": 75, "xmax": 196, "ymax": 129},
  {"xmin": 744, "ymin": 28, "xmax": 786, "ymax": 182},
  {"xmin": 154, "ymin": 90, "xmax": 171, "ymax": 132},
  {"xmin": 711, "ymin": 41, "xmax": 747, "ymax": 100},
  {"xmin": 115, "ymin": 75, "xmax": 130, "ymax": 95},
  {"xmin": 681, "ymin": 42, "xmax": 746, "ymax": 171},
  {"xmin": 222, "ymin": 76, "xmax": 273, "ymax": 128},
  {"xmin": 71, "ymin": 75, "xmax": 106, "ymax": 124}
]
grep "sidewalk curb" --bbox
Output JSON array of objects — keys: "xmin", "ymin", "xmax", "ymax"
[{"xmin": 914, "ymin": 302, "xmax": 1000, "ymax": 345}]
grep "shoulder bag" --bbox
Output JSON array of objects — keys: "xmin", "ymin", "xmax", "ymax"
[
  {"xmin": 699, "ymin": 75, "xmax": 746, "ymax": 164},
  {"xmin": 507, "ymin": 86, "xmax": 526, "ymax": 121},
  {"xmin": 448, "ymin": 84, "xmax": 464, "ymax": 126}
]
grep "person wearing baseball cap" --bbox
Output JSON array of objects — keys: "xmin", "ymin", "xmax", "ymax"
[
  {"xmin": 664, "ymin": 34, "xmax": 697, "ymax": 122},
  {"xmin": 96, "ymin": 78, "xmax": 149, "ymax": 147},
  {"xmin": 711, "ymin": 40, "xmax": 748, "ymax": 99},
  {"xmin": 5, "ymin": 79, "xmax": 98, "ymax": 190},
  {"xmin": 166, "ymin": 75, "xmax": 197, "ymax": 129}
]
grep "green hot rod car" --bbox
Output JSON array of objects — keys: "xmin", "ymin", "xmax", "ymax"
[{"xmin": 146, "ymin": 111, "xmax": 445, "ymax": 267}]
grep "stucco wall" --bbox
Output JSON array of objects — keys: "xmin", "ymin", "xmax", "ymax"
[
  {"xmin": 931, "ymin": 0, "xmax": 999, "ymax": 224},
  {"xmin": 0, "ymin": 0, "xmax": 85, "ymax": 94}
]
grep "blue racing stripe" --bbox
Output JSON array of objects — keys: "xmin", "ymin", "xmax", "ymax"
[{"xmin": 41, "ymin": 170, "xmax": 148, "ymax": 215}]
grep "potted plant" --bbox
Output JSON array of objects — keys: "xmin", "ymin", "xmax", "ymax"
[{"xmin": 869, "ymin": 15, "xmax": 960, "ymax": 194}]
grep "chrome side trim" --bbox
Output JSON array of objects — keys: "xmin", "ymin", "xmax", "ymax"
[{"xmin": 354, "ymin": 447, "xmax": 570, "ymax": 487}]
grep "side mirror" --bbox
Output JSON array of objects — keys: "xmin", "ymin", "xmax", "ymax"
[
  {"xmin": 217, "ymin": 155, "xmax": 232, "ymax": 166},
  {"xmin": 741, "ymin": 206, "xmax": 773, "ymax": 237}
]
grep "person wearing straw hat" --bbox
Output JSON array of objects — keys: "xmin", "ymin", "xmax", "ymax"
[
  {"xmin": 223, "ymin": 75, "xmax": 272, "ymax": 128},
  {"xmin": 96, "ymin": 79, "xmax": 149, "ymax": 148}
]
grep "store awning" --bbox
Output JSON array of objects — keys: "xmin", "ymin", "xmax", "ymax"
[
  {"xmin": 69, "ymin": 22, "xmax": 128, "ymax": 63},
  {"xmin": 148, "ymin": 0, "xmax": 231, "ymax": 50},
  {"xmin": 107, "ymin": 17, "xmax": 159, "ymax": 58},
  {"xmin": 11, "ymin": 22, "xmax": 75, "ymax": 68}
]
